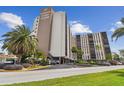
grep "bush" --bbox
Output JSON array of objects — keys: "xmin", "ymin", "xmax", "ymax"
[
  {"xmin": 89, "ymin": 61, "xmax": 96, "ymax": 64},
  {"xmin": 3, "ymin": 64, "xmax": 23, "ymax": 70},
  {"xmin": 22, "ymin": 63, "xmax": 32, "ymax": 68},
  {"xmin": 40, "ymin": 62, "xmax": 48, "ymax": 66},
  {"xmin": 0, "ymin": 63, "xmax": 6, "ymax": 69},
  {"xmin": 21, "ymin": 54, "xmax": 32, "ymax": 63},
  {"xmin": 76, "ymin": 59, "xmax": 84, "ymax": 64},
  {"xmin": 75, "ymin": 60, "xmax": 92, "ymax": 67},
  {"xmin": 40, "ymin": 59, "xmax": 49, "ymax": 66},
  {"xmin": 0, "ymin": 63, "xmax": 13, "ymax": 69}
]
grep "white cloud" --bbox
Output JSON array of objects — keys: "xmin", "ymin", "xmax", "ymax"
[
  {"xmin": 109, "ymin": 21, "xmax": 124, "ymax": 32},
  {"xmin": 0, "ymin": 12, "xmax": 24, "ymax": 28},
  {"xmin": 69, "ymin": 21, "xmax": 92, "ymax": 35},
  {"xmin": 109, "ymin": 27, "xmax": 116, "ymax": 32},
  {"xmin": 115, "ymin": 21, "xmax": 124, "ymax": 28}
]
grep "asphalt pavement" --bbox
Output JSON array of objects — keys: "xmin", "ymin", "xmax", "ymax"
[{"xmin": 0, "ymin": 65, "xmax": 124, "ymax": 85}]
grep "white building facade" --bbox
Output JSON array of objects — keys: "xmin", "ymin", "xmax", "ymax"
[
  {"xmin": 32, "ymin": 8, "xmax": 71, "ymax": 63},
  {"xmin": 75, "ymin": 32, "xmax": 111, "ymax": 61},
  {"xmin": 50, "ymin": 12, "xmax": 66, "ymax": 57}
]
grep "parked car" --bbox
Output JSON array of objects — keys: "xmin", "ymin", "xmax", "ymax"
[
  {"xmin": 117, "ymin": 62, "xmax": 123, "ymax": 65},
  {"xmin": 51, "ymin": 60, "xmax": 60, "ymax": 65},
  {"xmin": 121, "ymin": 61, "xmax": 124, "ymax": 65},
  {"xmin": 56, "ymin": 60, "xmax": 60, "ymax": 64},
  {"xmin": 109, "ymin": 60, "xmax": 122, "ymax": 65},
  {"xmin": 98, "ymin": 61, "xmax": 111, "ymax": 66}
]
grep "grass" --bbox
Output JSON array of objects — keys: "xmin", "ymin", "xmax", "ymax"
[
  {"xmin": 4, "ymin": 69, "xmax": 124, "ymax": 86},
  {"xmin": 26, "ymin": 65, "xmax": 48, "ymax": 70}
]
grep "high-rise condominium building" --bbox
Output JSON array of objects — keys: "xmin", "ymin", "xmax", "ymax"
[
  {"xmin": 32, "ymin": 8, "xmax": 111, "ymax": 62},
  {"xmin": 75, "ymin": 32, "xmax": 111, "ymax": 61},
  {"xmin": 32, "ymin": 8, "xmax": 71, "ymax": 63},
  {"xmin": 31, "ymin": 16, "xmax": 40, "ymax": 36}
]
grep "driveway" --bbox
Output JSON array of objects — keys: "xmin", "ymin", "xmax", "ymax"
[{"xmin": 1, "ymin": 65, "xmax": 124, "ymax": 85}]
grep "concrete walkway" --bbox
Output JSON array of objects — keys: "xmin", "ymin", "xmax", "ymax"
[{"xmin": 0, "ymin": 65, "xmax": 124, "ymax": 85}]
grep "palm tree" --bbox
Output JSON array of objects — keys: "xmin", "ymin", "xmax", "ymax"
[
  {"xmin": 119, "ymin": 49, "xmax": 124, "ymax": 58},
  {"xmin": 2, "ymin": 25, "xmax": 38, "ymax": 64},
  {"xmin": 112, "ymin": 18, "xmax": 124, "ymax": 41},
  {"xmin": 119, "ymin": 49, "xmax": 124, "ymax": 61},
  {"xmin": 71, "ymin": 47, "xmax": 77, "ymax": 54},
  {"xmin": 71, "ymin": 47, "xmax": 83, "ymax": 61},
  {"xmin": 71, "ymin": 46, "xmax": 78, "ymax": 62},
  {"xmin": 77, "ymin": 48, "xmax": 83, "ymax": 60},
  {"xmin": 106, "ymin": 53, "xmax": 112, "ymax": 61}
]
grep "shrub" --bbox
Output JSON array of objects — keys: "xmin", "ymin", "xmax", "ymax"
[
  {"xmin": 22, "ymin": 63, "xmax": 32, "ymax": 68},
  {"xmin": 90, "ymin": 61, "xmax": 96, "ymax": 64},
  {"xmin": 21, "ymin": 54, "xmax": 32, "ymax": 63},
  {"xmin": 0, "ymin": 63, "xmax": 6, "ymax": 69},
  {"xmin": 76, "ymin": 59, "xmax": 84, "ymax": 64},
  {"xmin": 0, "ymin": 63, "xmax": 13, "ymax": 69},
  {"xmin": 3, "ymin": 64, "xmax": 23, "ymax": 70},
  {"xmin": 40, "ymin": 59, "xmax": 49, "ymax": 66}
]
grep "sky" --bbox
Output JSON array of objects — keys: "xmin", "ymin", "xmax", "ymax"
[{"xmin": 0, "ymin": 6, "xmax": 124, "ymax": 53}]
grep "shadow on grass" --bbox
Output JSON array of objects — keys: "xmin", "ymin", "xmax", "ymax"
[{"xmin": 107, "ymin": 70, "xmax": 124, "ymax": 77}]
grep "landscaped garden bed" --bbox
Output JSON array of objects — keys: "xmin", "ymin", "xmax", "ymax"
[{"xmin": 0, "ymin": 63, "xmax": 48, "ymax": 72}]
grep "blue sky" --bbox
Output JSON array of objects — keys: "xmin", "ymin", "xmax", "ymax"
[{"xmin": 0, "ymin": 6, "xmax": 124, "ymax": 53}]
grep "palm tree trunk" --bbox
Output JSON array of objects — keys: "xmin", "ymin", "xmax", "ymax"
[{"xmin": 16, "ymin": 55, "xmax": 22, "ymax": 64}]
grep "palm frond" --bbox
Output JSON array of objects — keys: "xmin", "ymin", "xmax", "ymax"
[
  {"xmin": 2, "ymin": 25, "xmax": 38, "ymax": 56},
  {"xmin": 112, "ymin": 27, "xmax": 124, "ymax": 41}
]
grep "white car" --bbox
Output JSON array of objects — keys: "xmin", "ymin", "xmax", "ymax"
[{"xmin": 117, "ymin": 62, "xmax": 122, "ymax": 65}]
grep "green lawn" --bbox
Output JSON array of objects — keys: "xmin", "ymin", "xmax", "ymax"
[{"xmin": 5, "ymin": 69, "xmax": 124, "ymax": 86}]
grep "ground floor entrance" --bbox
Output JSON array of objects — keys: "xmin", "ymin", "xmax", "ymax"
[{"xmin": 48, "ymin": 56, "xmax": 71, "ymax": 64}]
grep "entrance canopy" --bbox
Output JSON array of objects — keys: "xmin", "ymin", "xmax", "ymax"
[{"xmin": 0, "ymin": 54, "xmax": 17, "ymax": 59}]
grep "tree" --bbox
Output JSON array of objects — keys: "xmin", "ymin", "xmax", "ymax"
[
  {"xmin": 119, "ymin": 49, "xmax": 124, "ymax": 61},
  {"xmin": 1, "ymin": 25, "xmax": 38, "ymax": 64},
  {"xmin": 112, "ymin": 18, "xmax": 124, "ymax": 41},
  {"xmin": 77, "ymin": 48, "xmax": 83, "ymax": 60},
  {"xmin": 71, "ymin": 47, "xmax": 83, "ymax": 62},
  {"xmin": 112, "ymin": 53, "xmax": 119, "ymax": 61},
  {"xmin": 106, "ymin": 53, "xmax": 112, "ymax": 61},
  {"xmin": 71, "ymin": 47, "xmax": 78, "ymax": 61},
  {"xmin": 119, "ymin": 49, "xmax": 124, "ymax": 57},
  {"xmin": 71, "ymin": 47, "xmax": 78, "ymax": 53}
]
